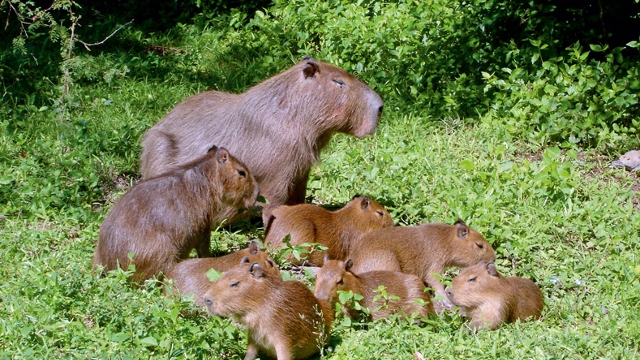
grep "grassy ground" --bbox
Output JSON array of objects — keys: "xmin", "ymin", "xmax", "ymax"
[{"xmin": 1, "ymin": 24, "xmax": 639, "ymax": 360}]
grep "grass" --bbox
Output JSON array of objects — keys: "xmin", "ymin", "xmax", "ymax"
[{"xmin": 1, "ymin": 24, "xmax": 640, "ymax": 360}]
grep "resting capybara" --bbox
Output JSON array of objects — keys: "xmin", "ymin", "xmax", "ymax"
[
  {"xmin": 140, "ymin": 56, "xmax": 384, "ymax": 225},
  {"xmin": 314, "ymin": 258, "xmax": 435, "ymax": 321},
  {"xmin": 165, "ymin": 240, "xmax": 280, "ymax": 307},
  {"xmin": 446, "ymin": 261, "xmax": 544, "ymax": 330},
  {"xmin": 348, "ymin": 219, "xmax": 495, "ymax": 311},
  {"xmin": 264, "ymin": 194, "xmax": 394, "ymax": 266},
  {"xmin": 92, "ymin": 146, "xmax": 259, "ymax": 282},
  {"xmin": 204, "ymin": 261, "xmax": 333, "ymax": 360}
]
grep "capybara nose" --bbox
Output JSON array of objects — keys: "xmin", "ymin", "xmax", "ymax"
[
  {"xmin": 378, "ymin": 105, "xmax": 384, "ymax": 116},
  {"xmin": 204, "ymin": 295, "xmax": 213, "ymax": 306}
]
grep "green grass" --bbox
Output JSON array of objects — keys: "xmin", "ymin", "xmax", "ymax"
[{"xmin": 1, "ymin": 20, "xmax": 640, "ymax": 360}]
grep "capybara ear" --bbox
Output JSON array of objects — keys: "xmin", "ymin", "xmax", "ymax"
[
  {"xmin": 250, "ymin": 262, "xmax": 264, "ymax": 278},
  {"xmin": 360, "ymin": 196, "xmax": 371, "ymax": 210},
  {"xmin": 302, "ymin": 55, "xmax": 314, "ymax": 61},
  {"xmin": 303, "ymin": 60, "xmax": 320, "ymax": 79},
  {"xmin": 240, "ymin": 256, "xmax": 251, "ymax": 265},
  {"xmin": 207, "ymin": 145, "xmax": 218, "ymax": 153},
  {"xmin": 248, "ymin": 240, "xmax": 260, "ymax": 255},
  {"xmin": 344, "ymin": 259, "xmax": 354, "ymax": 272},
  {"xmin": 216, "ymin": 147, "xmax": 230, "ymax": 164},
  {"xmin": 351, "ymin": 193, "xmax": 362, "ymax": 199},
  {"xmin": 324, "ymin": 253, "xmax": 330, "ymax": 264},
  {"xmin": 455, "ymin": 219, "xmax": 469, "ymax": 239},
  {"xmin": 486, "ymin": 262, "xmax": 499, "ymax": 277}
]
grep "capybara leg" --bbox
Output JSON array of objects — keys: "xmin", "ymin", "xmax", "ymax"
[
  {"xmin": 287, "ymin": 169, "xmax": 311, "ymax": 205},
  {"xmin": 425, "ymin": 273, "xmax": 453, "ymax": 313},
  {"xmin": 273, "ymin": 341, "xmax": 292, "ymax": 360},
  {"xmin": 195, "ymin": 231, "xmax": 211, "ymax": 258},
  {"xmin": 243, "ymin": 341, "xmax": 259, "ymax": 360}
]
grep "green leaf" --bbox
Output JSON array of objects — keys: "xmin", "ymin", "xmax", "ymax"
[{"xmin": 460, "ymin": 160, "xmax": 474, "ymax": 170}]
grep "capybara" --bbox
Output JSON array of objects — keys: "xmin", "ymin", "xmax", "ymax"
[
  {"xmin": 446, "ymin": 261, "xmax": 544, "ymax": 330},
  {"xmin": 264, "ymin": 194, "xmax": 394, "ymax": 266},
  {"xmin": 140, "ymin": 56, "xmax": 384, "ymax": 225},
  {"xmin": 348, "ymin": 219, "xmax": 495, "ymax": 310},
  {"xmin": 204, "ymin": 261, "xmax": 333, "ymax": 360},
  {"xmin": 314, "ymin": 258, "xmax": 435, "ymax": 321},
  {"xmin": 92, "ymin": 146, "xmax": 259, "ymax": 282},
  {"xmin": 165, "ymin": 240, "xmax": 280, "ymax": 307}
]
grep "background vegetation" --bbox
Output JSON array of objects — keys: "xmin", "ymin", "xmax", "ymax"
[{"xmin": 1, "ymin": 0, "xmax": 639, "ymax": 358}]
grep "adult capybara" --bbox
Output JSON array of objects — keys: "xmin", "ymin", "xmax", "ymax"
[
  {"xmin": 446, "ymin": 261, "xmax": 544, "ymax": 330},
  {"xmin": 264, "ymin": 194, "xmax": 394, "ymax": 266},
  {"xmin": 204, "ymin": 261, "xmax": 333, "ymax": 360},
  {"xmin": 140, "ymin": 56, "xmax": 384, "ymax": 225},
  {"xmin": 165, "ymin": 240, "xmax": 280, "ymax": 307},
  {"xmin": 92, "ymin": 146, "xmax": 259, "ymax": 283},
  {"xmin": 348, "ymin": 219, "xmax": 495, "ymax": 311},
  {"xmin": 314, "ymin": 258, "xmax": 435, "ymax": 322}
]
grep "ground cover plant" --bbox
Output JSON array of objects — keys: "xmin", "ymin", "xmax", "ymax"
[{"xmin": 1, "ymin": 0, "xmax": 639, "ymax": 358}]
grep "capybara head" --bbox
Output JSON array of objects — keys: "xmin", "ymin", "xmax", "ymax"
[
  {"xmin": 238, "ymin": 244, "xmax": 280, "ymax": 277},
  {"xmin": 204, "ymin": 261, "xmax": 271, "ymax": 318},
  {"xmin": 294, "ymin": 56, "xmax": 383, "ymax": 138},
  {"xmin": 209, "ymin": 146, "xmax": 259, "ymax": 209},
  {"xmin": 451, "ymin": 219, "xmax": 496, "ymax": 267},
  {"xmin": 314, "ymin": 258, "xmax": 357, "ymax": 304},
  {"xmin": 446, "ymin": 260, "xmax": 501, "ymax": 308},
  {"xmin": 346, "ymin": 194, "xmax": 394, "ymax": 230}
]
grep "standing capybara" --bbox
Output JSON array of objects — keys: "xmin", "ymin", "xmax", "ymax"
[
  {"xmin": 348, "ymin": 219, "xmax": 495, "ymax": 310},
  {"xmin": 140, "ymin": 56, "xmax": 384, "ymax": 225},
  {"xmin": 446, "ymin": 261, "xmax": 544, "ymax": 330},
  {"xmin": 204, "ymin": 261, "xmax": 333, "ymax": 360},
  {"xmin": 314, "ymin": 258, "xmax": 435, "ymax": 322},
  {"xmin": 165, "ymin": 240, "xmax": 280, "ymax": 307},
  {"xmin": 264, "ymin": 194, "xmax": 394, "ymax": 266},
  {"xmin": 92, "ymin": 146, "xmax": 259, "ymax": 282}
]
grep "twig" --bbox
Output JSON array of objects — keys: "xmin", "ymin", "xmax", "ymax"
[{"xmin": 77, "ymin": 19, "xmax": 134, "ymax": 51}]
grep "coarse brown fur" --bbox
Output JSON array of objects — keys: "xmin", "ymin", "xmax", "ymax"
[
  {"xmin": 140, "ymin": 57, "xmax": 384, "ymax": 225},
  {"xmin": 264, "ymin": 194, "xmax": 394, "ymax": 266},
  {"xmin": 92, "ymin": 146, "xmax": 259, "ymax": 283},
  {"xmin": 348, "ymin": 219, "xmax": 496, "ymax": 311},
  {"xmin": 314, "ymin": 258, "xmax": 435, "ymax": 322},
  {"xmin": 446, "ymin": 261, "xmax": 544, "ymax": 330},
  {"xmin": 165, "ymin": 240, "xmax": 280, "ymax": 307},
  {"xmin": 204, "ymin": 262, "xmax": 333, "ymax": 360}
]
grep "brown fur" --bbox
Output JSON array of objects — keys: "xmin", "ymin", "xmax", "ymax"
[
  {"xmin": 314, "ymin": 258, "xmax": 435, "ymax": 321},
  {"xmin": 140, "ymin": 57, "xmax": 384, "ymax": 225},
  {"xmin": 165, "ymin": 241, "xmax": 280, "ymax": 307},
  {"xmin": 92, "ymin": 146, "xmax": 259, "ymax": 283},
  {"xmin": 204, "ymin": 262, "xmax": 333, "ymax": 360},
  {"xmin": 446, "ymin": 261, "xmax": 544, "ymax": 330},
  {"xmin": 348, "ymin": 219, "xmax": 496, "ymax": 310},
  {"xmin": 264, "ymin": 194, "xmax": 394, "ymax": 266}
]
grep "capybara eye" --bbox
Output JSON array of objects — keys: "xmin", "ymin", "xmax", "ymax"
[
  {"xmin": 237, "ymin": 169, "xmax": 246, "ymax": 177},
  {"xmin": 230, "ymin": 281, "xmax": 240, "ymax": 288},
  {"xmin": 376, "ymin": 210, "xmax": 384, "ymax": 217},
  {"xmin": 332, "ymin": 79, "xmax": 345, "ymax": 87},
  {"xmin": 468, "ymin": 277, "xmax": 477, "ymax": 282},
  {"xmin": 475, "ymin": 242, "xmax": 484, "ymax": 249},
  {"xmin": 337, "ymin": 277, "xmax": 344, "ymax": 285}
]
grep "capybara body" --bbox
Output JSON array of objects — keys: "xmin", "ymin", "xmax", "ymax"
[
  {"xmin": 314, "ymin": 259, "xmax": 435, "ymax": 321},
  {"xmin": 165, "ymin": 241, "xmax": 280, "ymax": 307},
  {"xmin": 446, "ymin": 261, "xmax": 544, "ymax": 330},
  {"xmin": 204, "ymin": 262, "xmax": 333, "ymax": 360},
  {"xmin": 348, "ymin": 220, "xmax": 495, "ymax": 309},
  {"xmin": 92, "ymin": 146, "xmax": 259, "ymax": 282},
  {"xmin": 140, "ymin": 57, "xmax": 384, "ymax": 225},
  {"xmin": 264, "ymin": 195, "xmax": 394, "ymax": 266}
]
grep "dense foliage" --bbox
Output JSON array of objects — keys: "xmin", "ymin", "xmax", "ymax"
[{"xmin": 1, "ymin": 0, "xmax": 639, "ymax": 358}]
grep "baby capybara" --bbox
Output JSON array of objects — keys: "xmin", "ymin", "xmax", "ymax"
[
  {"xmin": 264, "ymin": 194, "xmax": 394, "ymax": 266},
  {"xmin": 140, "ymin": 56, "xmax": 384, "ymax": 225},
  {"xmin": 92, "ymin": 146, "xmax": 259, "ymax": 283},
  {"xmin": 446, "ymin": 261, "xmax": 544, "ymax": 330},
  {"xmin": 348, "ymin": 219, "xmax": 495, "ymax": 311},
  {"xmin": 165, "ymin": 240, "xmax": 280, "ymax": 307},
  {"xmin": 204, "ymin": 261, "xmax": 333, "ymax": 360},
  {"xmin": 314, "ymin": 258, "xmax": 435, "ymax": 322}
]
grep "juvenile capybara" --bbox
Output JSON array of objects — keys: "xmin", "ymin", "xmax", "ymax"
[
  {"xmin": 165, "ymin": 240, "xmax": 280, "ymax": 307},
  {"xmin": 204, "ymin": 261, "xmax": 333, "ymax": 360},
  {"xmin": 92, "ymin": 146, "xmax": 259, "ymax": 282},
  {"xmin": 264, "ymin": 194, "xmax": 394, "ymax": 266},
  {"xmin": 314, "ymin": 258, "xmax": 435, "ymax": 322},
  {"xmin": 446, "ymin": 261, "xmax": 544, "ymax": 330},
  {"xmin": 348, "ymin": 219, "xmax": 495, "ymax": 311},
  {"xmin": 140, "ymin": 56, "xmax": 384, "ymax": 225}
]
